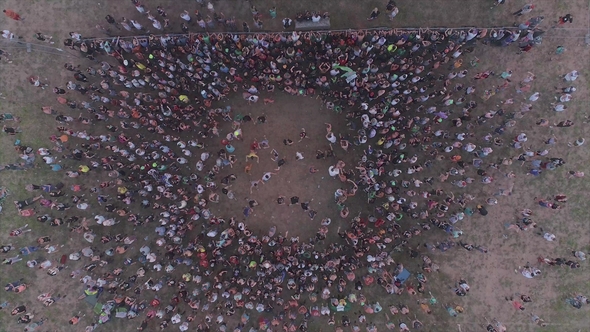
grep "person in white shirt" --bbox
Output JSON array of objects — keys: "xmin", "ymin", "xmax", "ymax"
[
  {"xmin": 120, "ymin": 19, "xmax": 132, "ymax": 31},
  {"xmin": 559, "ymin": 93, "xmax": 572, "ymax": 102},
  {"xmin": 171, "ymin": 314, "xmax": 181, "ymax": 324},
  {"xmin": 103, "ymin": 218, "xmax": 116, "ymax": 226},
  {"xmin": 466, "ymin": 28, "xmax": 478, "ymax": 41},
  {"xmin": 130, "ymin": 20, "xmax": 143, "ymax": 30},
  {"xmin": 69, "ymin": 32, "xmax": 82, "ymax": 40},
  {"xmin": 95, "ymin": 215, "xmax": 105, "ymax": 225},
  {"xmin": 147, "ymin": 253, "xmax": 157, "ymax": 263},
  {"xmin": 282, "ymin": 18, "xmax": 292, "ymax": 29},
  {"xmin": 388, "ymin": 6, "xmax": 399, "ymax": 20},
  {"xmin": 262, "ymin": 172, "xmax": 276, "ymax": 182},
  {"xmin": 326, "ymin": 132, "xmax": 337, "ymax": 143},
  {"xmin": 139, "ymin": 246, "xmax": 150, "ymax": 256},
  {"xmin": 247, "ymin": 85, "xmax": 258, "ymax": 94},
  {"xmin": 180, "ymin": 10, "xmax": 191, "ymax": 22},
  {"xmin": 564, "ymin": 70, "xmax": 578, "ymax": 82},
  {"xmin": 2, "ymin": 30, "xmax": 16, "ymax": 39},
  {"xmin": 151, "ymin": 281, "xmax": 162, "ymax": 291},
  {"xmin": 45, "ymin": 245, "xmax": 58, "ymax": 253},
  {"xmin": 464, "ymin": 143, "xmax": 476, "ymax": 152}
]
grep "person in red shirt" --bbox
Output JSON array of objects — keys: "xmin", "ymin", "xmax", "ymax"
[
  {"xmin": 3, "ymin": 10, "xmax": 22, "ymax": 21},
  {"xmin": 558, "ymin": 14, "xmax": 573, "ymax": 24}
]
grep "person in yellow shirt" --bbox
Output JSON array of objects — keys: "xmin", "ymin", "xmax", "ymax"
[{"xmin": 245, "ymin": 151, "xmax": 259, "ymax": 163}]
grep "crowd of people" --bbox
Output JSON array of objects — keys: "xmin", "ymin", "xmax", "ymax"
[{"xmin": 1, "ymin": 1, "xmax": 588, "ymax": 332}]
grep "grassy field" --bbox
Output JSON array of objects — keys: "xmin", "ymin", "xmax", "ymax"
[{"xmin": 0, "ymin": 0, "xmax": 589, "ymax": 331}]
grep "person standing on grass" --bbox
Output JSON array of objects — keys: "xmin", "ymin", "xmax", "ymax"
[
  {"xmin": 253, "ymin": 15, "xmax": 263, "ymax": 29},
  {"xmin": 152, "ymin": 19, "xmax": 163, "ymax": 31},
  {"xmin": 105, "ymin": 15, "xmax": 120, "ymax": 30},
  {"xmin": 386, "ymin": 0, "xmax": 397, "ymax": 12},
  {"xmin": 120, "ymin": 18, "xmax": 132, "ymax": 31},
  {"xmin": 3, "ymin": 9, "xmax": 22, "ymax": 21},
  {"xmin": 282, "ymin": 18, "xmax": 292, "ymax": 29},
  {"xmin": 269, "ymin": 7, "xmax": 277, "ymax": 19},
  {"xmin": 558, "ymin": 14, "xmax": 573, "ymax": 24},
  {"xmin": 367, "ymin": 7, "xmax": 380, "ymax": 20},
  {"xmin": 491, "ymin": 0, "xmax": 506, "ymax": 7},
  {"xmin": 129, "ymin": 19, "xmax": 143, "ymax": 31},
  {"xmin": 180, "ymin": 10, "xmax": 191, "ymax": 23},
  {"xmin": 388, "ymin": 4, "xmax": 399, "ymax": 20}
]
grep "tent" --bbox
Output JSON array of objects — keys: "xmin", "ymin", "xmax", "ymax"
[
  {"xmin": 395, "ymin": 268, "xmax": 411, "ymax": 284},
  {"xmin": 84, "ymin": 294, "xmax": 99, "ymax": 306},
  {"xmin": 98, "ymin": 311, "xmax": 110, "ymax": 324},
  {"xmin": 93, "ymin": 303, "xmax": 105, "ymax": 315},
  {"xmin": 115, "ymin": 307, "xmax": 128, "ymax": 318}
]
